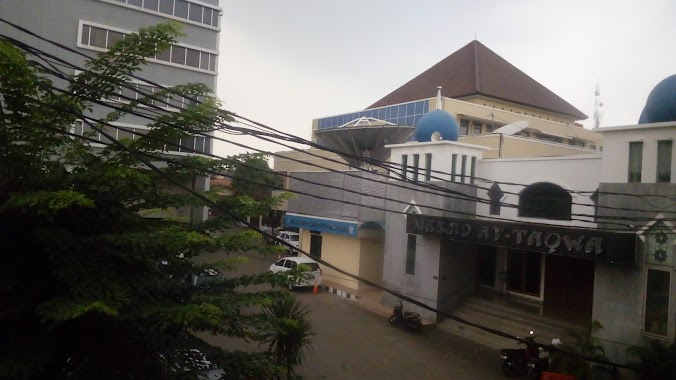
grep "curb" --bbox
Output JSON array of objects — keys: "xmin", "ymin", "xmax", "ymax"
[{"xmin": 321, "ymin": 285, "xmax": 357, "ymax": 300}]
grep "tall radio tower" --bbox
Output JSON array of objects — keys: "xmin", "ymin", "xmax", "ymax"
[{"xmin": 593, "ymin": 82, "xmax": 603, "ymax": 128}]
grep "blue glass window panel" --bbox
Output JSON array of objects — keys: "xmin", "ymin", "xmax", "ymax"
[
  {"xmin": 414, "ymin": 114, "xmax": 422, "ymax": 125},
  {"xmin": 377, "ymin": 108, "xmax": 384, "ymax": 119},
  {"xmin": 391, "ymin": 105, "xmax": 399, "ymax": 118},
  {"xmin": 405, "ymin": 116, "xmax": 414, "ymax": 126},
  {"xmin": 406, "ymin": 102, "xmax": 415, "ymax": 115},
  {"xmin": 425, "ymin": 100, "xmax": 430, "ymax": 111},
  {"xmin": 318, "ymin": 119, "xmax": 324, "ymax": 129},
  {"xmin": 398, "ymin": 104, "xmax": 407, "ymax": 117},
  {"xmin": 415, "ymin": 101, "xmax": 423, "ymax": 114}
]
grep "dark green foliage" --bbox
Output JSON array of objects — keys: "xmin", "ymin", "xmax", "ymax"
[
  {"xmin": 261, "ymin": 297, "xmax": 314, "ymax": 379},
  {"xmin": 549, "ymin": 320, "xmax": 607, "ymax": 380},
  {"xmin": 627, "ymin": 340, "xmax": 676, "ymax": 380},
  {"xmin": 0, "ymin": 24, "xmax": 306, "ymax": 379}
]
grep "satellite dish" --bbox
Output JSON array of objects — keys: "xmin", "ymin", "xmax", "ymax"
[
  {"xmin": 431, "ymin": 131, "xmax": 443, "ymax": 141},
  {"xmin": 493, "ymin": 121, "xmax": 529, "ymax": 136}
]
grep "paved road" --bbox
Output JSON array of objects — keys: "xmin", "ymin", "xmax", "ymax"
[{"xmin": 195, "ymin": 251, "xmax": 506, "ymax": 379}]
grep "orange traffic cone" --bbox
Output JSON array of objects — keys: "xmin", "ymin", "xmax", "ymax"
[{"xmin": 312, "ymin": 279, "xmax": 320, "ymax": 294}]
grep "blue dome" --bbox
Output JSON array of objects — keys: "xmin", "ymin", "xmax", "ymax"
[
  {"xmin": 414, "ymin": 109, "xmax": 459, "ymax": 142},
  {"xmin": 639, "ymin": 75, "xmax": 676, "ymax": 124}
]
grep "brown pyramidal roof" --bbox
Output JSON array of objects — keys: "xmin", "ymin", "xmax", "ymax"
[{"xmin": 368, "ymin": 41, "xmax": 587, "ymax": 120}]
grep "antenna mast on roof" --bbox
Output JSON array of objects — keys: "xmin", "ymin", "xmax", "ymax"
[{"xmin": 593, "ymin": 82, "xmax": 603, "ymax": 128}]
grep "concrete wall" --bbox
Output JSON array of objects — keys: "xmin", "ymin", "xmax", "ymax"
[
  {"xmin": 382, "ymin": 180, "xmax": 477, "ymax": 322},
  {"xmin": 273, "ymin": 149, "xmax": 351, "ymax": 172},
  {"xmin": 477, "ymin": 155, "xmax": 601, "ymax": 229},
  {"xmin": 359, "ymin": 236, "xmax": 385, "ymax": 286},
  {"xmin": 461, "ymin": 134, "xmax": 602, "ymax": 159},
  {"xmin": 286, "ymin": 171, "xmax": 386, "ymax": 223},
  {"xmin": 437, "ymin": 240, "xmax": 478, "ymax": 316},
  {"xmin": 318, "ymin": 233, "xmax": 362, "ymax": 291},
  {"xmin": 596, "ymin": 122, "xmax": 676, "ymax": 183}
]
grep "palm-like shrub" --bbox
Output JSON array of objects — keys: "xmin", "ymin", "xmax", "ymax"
[{"xmin": 261, "ymin": 298, "xmax": 314, "ymax": 379}]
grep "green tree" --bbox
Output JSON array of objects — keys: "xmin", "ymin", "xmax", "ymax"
[
  {"xmin": 228, "ymin": 153, "xmax": 280, "ymax": 201},
  {"xmin": 0, "ymin": 23, "xmax": 304, "ymax": 379},
  {"xmin": 261, "ymin": 297, "xmax": 314, "ymax": 379}
]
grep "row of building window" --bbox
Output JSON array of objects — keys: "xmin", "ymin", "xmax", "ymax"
[
  {"xmin": 110, "ymin": 0, "xmax": 219, "ymax": 28},
  {"xmin": 401, "ymin": 153, "xmax": 476, "ymax": 184},
  {"xmin": 317, "ymin": 100, "xmax": 430, "ymax": 130},
  {"xmin": 72, "ymin": 121, "xmax": 211, "ymax": 154},
  {"xmin": 107, "ymin": 82, "xmax": 203, "ymax": 110},
  {"xmin": 80, "ymin": 23, "xmax": 217, "ymax": 72},
  {"xmin": 628, "ymin": 140, "xmax": 673, "ymax": 183}
]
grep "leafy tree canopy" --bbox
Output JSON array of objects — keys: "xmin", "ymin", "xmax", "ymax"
[{"xmin": 0, "ymin": 22, "xmax": 302, "ymax": 379}]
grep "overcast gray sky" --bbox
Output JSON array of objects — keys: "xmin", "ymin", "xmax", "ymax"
[{"xmin": 215, "ymin": 0, "xmax": 675, "ymax": 158}]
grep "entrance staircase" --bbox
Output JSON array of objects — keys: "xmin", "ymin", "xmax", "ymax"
[{"xmin": 437, "ymin": 293, "xmax": 584, "ymax": 350}]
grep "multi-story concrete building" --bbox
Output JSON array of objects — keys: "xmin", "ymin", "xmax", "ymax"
[{"xmin": 0, "ymin": 0, "xmax": 221, "ymax": 221}]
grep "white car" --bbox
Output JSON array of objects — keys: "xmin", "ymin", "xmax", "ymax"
[
  {"xmin": 275, "ymin": 231, "xmax": 300, "ymax": 253},
  {"xmin": 269, "ymin": 256, "xmax": 322, "ymax": 290}
]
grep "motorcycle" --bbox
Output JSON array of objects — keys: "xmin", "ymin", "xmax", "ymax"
[
  {"xmin": 499, "ymin": 330, "xmax": 540, "ymax": 378},
  {"xmin": 388, "ymin": 300, "xmax": 423, "ymax": 333}
]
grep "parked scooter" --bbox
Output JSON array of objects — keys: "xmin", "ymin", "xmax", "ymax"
[
  {"xmin": 388, "ymin": 300, "xmax": 423, "ymax": 333},
  {"xmin": 499, "ymin": 330, "xmax": 540, "ymax": 377}
]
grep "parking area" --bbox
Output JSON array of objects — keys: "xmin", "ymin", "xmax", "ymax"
[{"xmin": 194, "ymin": 251, "xmax": 505, "ymax": 379}]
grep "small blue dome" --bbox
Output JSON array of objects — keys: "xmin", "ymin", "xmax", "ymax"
[
  {"xmin": 414, "ymin": 109, "xmax": 459, "ymax": 142},
  {"xmin": 639, "ymin": 75, "xmax": 676, "ymax": 124}
]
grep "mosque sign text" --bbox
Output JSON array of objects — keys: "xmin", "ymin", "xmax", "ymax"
[{"xmin": 406, "ymin": 214, "xmax": 635, "ymax": 264}]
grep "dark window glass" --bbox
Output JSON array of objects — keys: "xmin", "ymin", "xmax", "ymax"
[
  {"xmin": 200, "ymin": 52, "xmax": 210, "ymax": 69},
  {"xmin": 180, "ymin": 136, "xmax": 195, "ymax": 152},
  {"xmin": 657, "ymin": 140, "xmax": 672, "ymax": 183},
  {"xmin": 82, "ymin": 123, "xmax": 94, "ymax": 138},
  {"xmin": 155, "ymin": 47, "xmax": 171, "ymax": 61},
  {"xmin": 166, "ymin": 138, "xmax": 181, "ymax": 151},
  {"xmin": 107, "ymin": 30, "xmax": 124, "ymax": 48},
  {"xmin": 74, "ymin": 121, "xmax": 84, "ymax": 136},
  {"xmin": 401, "ymin": 155, "xmax": 408, "ymax": 181},
  {"xmin": 209, "ymin": 54, "xmax": 217, "ymax": 71},
  {"xmin": 519, "ymin": 182, "xmax": 572, "ymax": 220},
  {"xmin": 174, "ymin": 0, "xmax": 188, "ymax": 17},
  {"xmin": 117, "ymin": 127, "xmax": 133, "ymax": 141},
  {"xmin": 628, "ymin": 141, "xmax": 643, "ymax": 182},
  {"xmin": 644, "ymin": 269, "xmax": 670, "ymax": 336},
  {"xmin": 143, "ymin": 0, "xmax": 159, "ymax": 11},
  {"xmin": 424, "ymin": 153, "xmax": 432, "ymax": 181},
  {"xmin": 412, "ymin": 154, "xmax": 420, "ymax": 182},
  {"xmin": 310, "ymin": 234, "xmax": 322, "ymax": 259},
  {"xmin": 398, "ymin": 104, "xmax": 406, "ymax": 118},
  {"xmin": 459, "ymin": 119, "xmax": 469, "ymax": 135},
  {"xmin": 194, "ymin": 136, "xmax": 206, "ymax": 152},
  {"xmin": 186, "ymin": 48, "xmax": 200, "ymax": 68},
  {"xmin": 158, "ymin": 0, "xmax": 173, "ymax": 14},
  {"xmin": 406, "ymin": 102, "xmax": 415, "ymax": 116},
  {"xmin": 415, "ymin": 100, "xmax": 423, "ymax": 114},
  {"xmin": 405, "ymin": 235, "xmax": 416, "ymax": 275},
  {"xmin": 128, "ymin": 0, "xmax": 143, "ymax": 6},
  {"xmin": 133, "ymin": 128, "xmax": 149, "ymax": 139},
  {"xmin": 472, "ymin": 122, "xmax": 482, "ymax": 135},
  {"xmin": 120, "ymin": 83, "xmax": 137, "ymax": 101},
  {"xmin": 211, "ymin": 9, "xmax": 219, "ymax": 27},
  {"xmin": 391, "ymin": 104, "xmax": 399, "ymax": 118},
  {"xmin": 167, "ymin": 95, "xmax": 183, "ymax": 109},
  {"xmin": 486, "ymin": 124, "xmax": 494, "ymax": 133},
  {"xmin": 137, "ymin": 84, "xmax": 154, "ymax": 104},
  {"xmin": 202, "ymin": 8, "xmax": 213, "ymax": 25},
  {"xmin": 89, "ymin": 26, "xmax": 107, "ymax": 48},
  {"xmin": 470, "ymin": 156, "xmax": 476, "ymax": 184},
  {"xmin": 100, "ymin": 126, "xmax": 117, "ymax": 144},
  {"xmin": 188, "ymin": 3, "xmax": 202, "ymax": 22},
  {"xmin": 81, "ymin": 25, "xmax": 90, "ymax": 45},
  {"xmin": 171, "ymin": 45, "xmax": 186, "ymax": 64}
]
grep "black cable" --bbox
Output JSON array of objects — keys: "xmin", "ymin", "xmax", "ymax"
[{"xmin": 14, "ymin": 48, "xmax": 673, "ymax": 229}]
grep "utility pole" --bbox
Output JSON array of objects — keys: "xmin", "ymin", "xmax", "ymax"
[{"xmin": 593, "ymin": 83, "xmax": 603, "ymax": 128}]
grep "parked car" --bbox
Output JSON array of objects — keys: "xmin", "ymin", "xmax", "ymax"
[
  {"xmin": 275, "ymin": 231, "xmax": 300, "ymax": 253},
  {"xmin": 268, "ymin": 256, "xmax": 322, "ymax": 290}
]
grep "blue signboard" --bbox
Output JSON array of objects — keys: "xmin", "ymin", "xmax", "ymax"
[{"xmin": 284, "ymin": 214, "xmax": 358, "ymax": 237}]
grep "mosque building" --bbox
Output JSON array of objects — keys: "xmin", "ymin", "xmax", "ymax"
[{"xmin": 273, "ymin": 39, "xmax": 675, "ymax": 367}]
